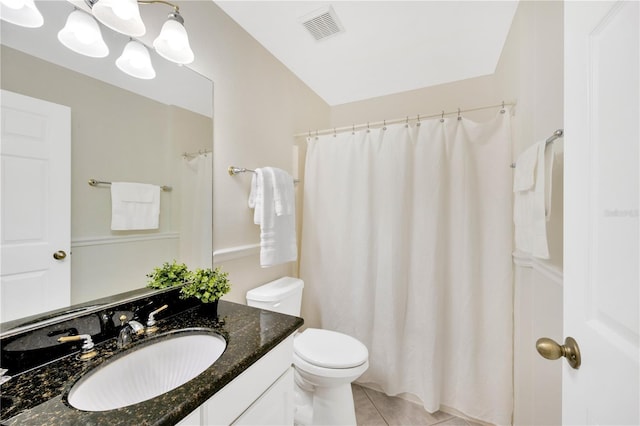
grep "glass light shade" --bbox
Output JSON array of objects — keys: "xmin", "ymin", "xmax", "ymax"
[
  {"xmin": 153, "ymin": 18, "xmax": 194, "ymax": 65},
  {"xmin": 0, "ymin": 0, "xmax": 43, "ymax": 28},
  {"xmin": 58, "ymin": 10, "xmax": 109, "ymax": 58},
  {"xmin": 92, "ymin": 0, "xmax": 145, "ymax": 37},
  {"xmin": 116, "ymin": 40, "xmax": 156, "ymax": 80}
]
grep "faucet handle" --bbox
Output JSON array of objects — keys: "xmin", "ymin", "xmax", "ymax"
[
  {"xmin": 146, "ymin": 304, "xmax": 168, "ymax": 333},
  {"xmin": 147, "ymin": 304, "xmax": 168, "ymax": 327},
  {"xmin": 58, "ymin": 334, "xmax": 97, "ymax": 360}
]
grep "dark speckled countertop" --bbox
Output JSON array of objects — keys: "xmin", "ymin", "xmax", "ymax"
[{"xmin": 0, "ymin": 298, "xmax": 303, "ymax": 425}]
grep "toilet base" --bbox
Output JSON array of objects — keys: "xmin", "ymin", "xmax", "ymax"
[{"xmin": 294, "ymin": 376, "xmax": 357, "ymax": 426}]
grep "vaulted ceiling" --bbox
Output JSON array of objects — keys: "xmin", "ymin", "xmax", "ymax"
[{"xmin": 215, "ymin": 1, "xmax": 519, "ymax": 106}]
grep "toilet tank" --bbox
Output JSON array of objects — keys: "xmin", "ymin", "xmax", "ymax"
[{"xmin": 246, "ymin": 277, "xmax": 304, "ymax": 316}]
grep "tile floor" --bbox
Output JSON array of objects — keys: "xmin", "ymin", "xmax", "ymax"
[{"xmin": 353, "ymin": 384, "xmax": 483, "ymax": 426}]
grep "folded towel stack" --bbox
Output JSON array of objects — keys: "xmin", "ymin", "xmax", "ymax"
[
  {"xmin": 248, "ymin": 167, "xmax": 297, "ymax": 267},
  {"xmin": 111, "ymin": 182, "xmax": 161, "ymax": 231},
  {"xmin": 513, "ymin": 141, "xmax": 555, "ymax": 259}
]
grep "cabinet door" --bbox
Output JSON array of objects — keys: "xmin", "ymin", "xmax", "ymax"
[
  {"xmin": 201, "ymin": 336, "xmax": 294, "ymax": 425},
  {"xmin": 176, "ymin": 408, "xmax": 201, "ymax": 426},
  {"xmin": 233, "ymin": 367, "xmax": 294, "ymax": 426}
]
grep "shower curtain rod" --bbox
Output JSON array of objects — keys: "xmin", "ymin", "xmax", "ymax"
[{"xmin": 293, "ymin": 101, "xmax": 516, "ymax": 138}]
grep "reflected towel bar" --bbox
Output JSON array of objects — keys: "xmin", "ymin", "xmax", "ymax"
[
  {"xmin": 511, "ymin": 129, "xmax": 563, "ymax": 168},
  {"xmin": 88, "ymin": 179, "xmax": 172, "ymax": 192}
]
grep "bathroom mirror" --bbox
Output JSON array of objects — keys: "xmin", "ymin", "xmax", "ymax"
[{"xmin": 0, "ymin": 1, "xmax": 213, "ymax": 332}]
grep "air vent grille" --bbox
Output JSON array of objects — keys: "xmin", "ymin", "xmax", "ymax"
[{"xmin": 300, "ymin": 6, "xmax": 344, "ymax": 41}]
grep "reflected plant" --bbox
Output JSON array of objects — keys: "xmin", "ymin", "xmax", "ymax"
[{"xmin": 146, "ymin": 260, "xmax": 192, "ymax": 289}]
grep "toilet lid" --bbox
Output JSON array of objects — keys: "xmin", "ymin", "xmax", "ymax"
[{"xmin": 294, "ymin": 328, "xmax": 368, "ymax": 369}]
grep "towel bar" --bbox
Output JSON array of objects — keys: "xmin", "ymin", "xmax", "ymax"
[
  {"xmin": 88, "ymin": 179, "xmax": 172, "ymax": 192},
  {"xmin": 228, "ymin": 166, "xmax": 299, "ymax": 184},
  {"xmin": 511, "ymin": 129, "xmax": 563, "ymax": 168}
]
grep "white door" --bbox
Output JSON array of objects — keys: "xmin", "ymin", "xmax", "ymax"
[
  {"xmin": 0, "ymin": 90, "xmax": 71, "ymax": 322},
  {"xmin": 563, "ymin": 1, "xmax": 639, "ymax": 424}
]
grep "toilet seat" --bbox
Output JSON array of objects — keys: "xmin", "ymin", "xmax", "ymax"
[
  {"xmin": 294, "ymin": 328, "xmax": 368, "ymax": 369},
  {"xmin": 293, "ymin": 352, "xmax": 370, "ymax": 380}
]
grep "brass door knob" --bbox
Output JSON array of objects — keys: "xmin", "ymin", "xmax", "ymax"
[
  {"xmin": 53, "ymin": 250, "xmax": 67, "ymax": 260},
  {"xmin": 536, "ymin": 336, "xmax": 581, "ymax": 369}
]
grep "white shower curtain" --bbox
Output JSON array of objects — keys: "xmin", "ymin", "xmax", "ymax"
[
  {"xmin": 300, "ymin": 112, "xmax": 513, "ymax": 425},
  {"xmin": 180, "ymin": 153, "xmax": 213, "ymax": 268}
]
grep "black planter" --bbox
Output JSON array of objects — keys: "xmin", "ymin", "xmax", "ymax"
[{"xmin": 199, "ymin": 299, "xmax": 219, "ymax": 320}]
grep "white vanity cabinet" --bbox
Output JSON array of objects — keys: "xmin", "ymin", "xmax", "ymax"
[{"xmin": 177, "ymin": 335, "xmax": 295, "ymax": 426}]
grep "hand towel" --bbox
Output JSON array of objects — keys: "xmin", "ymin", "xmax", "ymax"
[
  {"xmin": 111, "ymin": 182, "xmax": 161, "ymax": 230},
  {"xmin": 513, "ymin": 141, "xmax": 555, "ymax": 259},
  {"xmin": 248, "ymin": 168, "xmax": 297, "ymax": 267}
]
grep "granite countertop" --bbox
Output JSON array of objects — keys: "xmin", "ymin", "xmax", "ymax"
[{"xmin": 0, "ymin": 300, "xmax": 303, "ymax": 425}]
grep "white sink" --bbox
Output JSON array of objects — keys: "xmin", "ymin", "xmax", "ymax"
[{"xmin": 68, "ymin": 331, "xmax": 226, "ymax": 411}]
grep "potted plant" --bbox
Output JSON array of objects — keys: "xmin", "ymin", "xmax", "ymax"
[
  {"xmin": 179, "ymin": 267, "xmax": 231, "ymax": 318},
  {"xmin": 146, "ymin": 260, "xmax": 191, "ymax": 289}
]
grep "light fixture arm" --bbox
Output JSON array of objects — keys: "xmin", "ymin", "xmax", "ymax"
[
  {"xmin": 84, "ymin": 0, "xmax": 183, "ymax": 24},
  {"xmin": 138, "ymin": 0, "xmax": 180, "ymax": 13},
  {"xmin": 84, "ymin": 0, "xmax": 180, "ymax": 13}
]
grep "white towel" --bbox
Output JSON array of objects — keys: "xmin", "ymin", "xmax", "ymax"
[
  {"xmin": 269, "ymin": 167, "xmax": 294, "ymax": 216},
  {"xmin": 248, "ymin": 167, "xmax": 297, "ymax": 267},
  {"xmin": 513, "ymin": 143, "xmax": 538, "ymax": 192},
  {"xmin": 111, "ymin": 182, "xmax": 161, "ymax": 230},
  {"xmin": 513, "ymin": 141, "xmax": 555, "ymax": 259}
]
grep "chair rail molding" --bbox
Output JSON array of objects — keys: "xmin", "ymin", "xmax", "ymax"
[{"xmin": 512, "ymin": 250, "xmax": 563, "ymax": 286}]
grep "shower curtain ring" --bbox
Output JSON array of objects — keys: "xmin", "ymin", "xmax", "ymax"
[
  {"xmin": 440, "ymin": 111, "xmax": 445, "ymax": 123},
  {"xmin": 367, "ymin": 122, "xmax": 370, "ymax": 133},
  {"xmin": 416, "ymin": 114, "xmax": 421, "ymax": 126},
  {"xmin": 457, "ymin": 108, "xmax": 462, "ymax": 121},
  {"xmin": 500, "ymin": 101, "xmax": 505, "ymax": 114},
  {"xmin": 383, "ymin": 120, "xmax": 387, "ymax": 130},
  {"xmin": 352, "ymin": 124, "xmax": 355, "ymax": 135},
  {"xmin": 333, "ymin": 128, "xmax": 337, "ymax": 137},
  {"xmin": 405, "ymin": 116, "xmax": 409, "ymax": 128}
]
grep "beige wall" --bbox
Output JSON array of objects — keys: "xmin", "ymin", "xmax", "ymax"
[
  {"xmin": 180, "ymin": 2, "xmax": 331, "ymax": 305},
  {"xmin": 331, "ymin": 73, "xmax": 501, "ymax": 126},
  {"xmin": 496, "ymin": 2, "xmax": 564, "ymax": 425}
]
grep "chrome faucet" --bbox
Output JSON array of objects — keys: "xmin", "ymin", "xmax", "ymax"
[{"xmin": 117, "ymin": 315, "xmax": 144, "ymax": 349}]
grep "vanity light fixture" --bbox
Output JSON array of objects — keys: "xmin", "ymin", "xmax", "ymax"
[
  {"xmin": 85, "ymin": 0, "xmax": 195, "ymax": 65},
  {"xmin": 0, "ymin": 0, "xmax": 43, "ymax": 28},
  {"xmin": 1, "ymin": 0, "xmax": 197, "ymax": 80},
  {"xmin": 116, "ymin": 39, "xmax": 156, "ymax": 80},
  {"xmin": 57, "ymin": 9, "xmax": 109, "ymax": 58}
]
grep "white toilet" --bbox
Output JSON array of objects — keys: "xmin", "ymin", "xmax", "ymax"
[{"xmin": 246, "ymin": 277, "xmax": 369, "ymax": 426}]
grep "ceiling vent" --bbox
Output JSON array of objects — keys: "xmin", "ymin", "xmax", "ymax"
[{"xmin": 300, "ymin": 6, "xmax": 344, "ymax": 42}]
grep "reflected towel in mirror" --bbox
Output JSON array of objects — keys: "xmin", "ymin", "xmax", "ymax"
[{"xmin": 110, "ymin": 182, "xmax": 160, "ymax": 230}]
